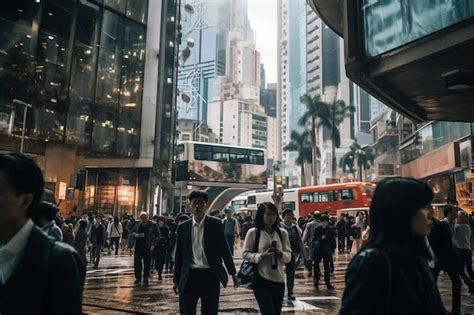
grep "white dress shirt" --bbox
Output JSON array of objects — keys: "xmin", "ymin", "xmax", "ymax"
[
  {"xmin": 190, "ymin": 216, "xmax": 210, "ymax": 269},
  {"xmin": 0, "ymin": 219, "xmax": 34, "ymax": 285}
]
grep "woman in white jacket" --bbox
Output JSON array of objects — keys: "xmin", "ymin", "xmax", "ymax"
[{"xmin": 242, "ymin": 202, "xmax": 292, "ymax": 315}]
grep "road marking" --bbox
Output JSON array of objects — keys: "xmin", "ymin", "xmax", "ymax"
[
  {"xmin": 298, "ymin": 296, "xmax": 341, "ymax": 301},
  {"xmin": 282, "ymin": 300, "xmax": 321, "ymax": 311}
]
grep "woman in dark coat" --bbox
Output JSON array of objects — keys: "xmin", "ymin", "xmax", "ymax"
[{"xmin": 340, "ymin": 177, "xmax": 446, "ymax": 315}]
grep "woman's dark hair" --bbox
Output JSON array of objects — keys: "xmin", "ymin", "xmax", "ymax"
[
  {"xmin": 78, "ymin": 220, "xmax": 87, "ymax": 230},
  {"xmin": 114, "ymin": 216, "xmax": 119, "ymax": 224},
  {"xmin": 363, "ymin": 177, "xmax": 433, "ymax": 256},
  {"xmin": 254, "ymin": 202, "xmax": 280, "ymax": 231},
  {"xmin": 156, "ymin": 215, "xmax": 167, "ymax": 224},
  {"xmin": 0, "ymin": 153, "xmax": 45, "ymax": 217}
]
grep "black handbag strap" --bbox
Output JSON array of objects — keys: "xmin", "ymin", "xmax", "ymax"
[{"xmin": 254, "ymin": 229, "xmax": 261, "ymax": 253}]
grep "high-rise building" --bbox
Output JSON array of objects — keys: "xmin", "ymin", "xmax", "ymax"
[{"xmin": 0, "ymin": 0, "xmax": 180, "ymax": 217}]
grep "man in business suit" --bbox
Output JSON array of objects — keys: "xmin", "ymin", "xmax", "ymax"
[
  {"xmin": 173, "ymin": 191, "xmax": 238, "ymax": 315},
  {"xmin": 0, "ymin": 153, "xmax": 85, "ymax": 314}
]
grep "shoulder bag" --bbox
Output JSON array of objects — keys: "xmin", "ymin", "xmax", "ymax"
[{"xmin": 237, "ymin": 229, "xmax": 261, "ymax": 289}]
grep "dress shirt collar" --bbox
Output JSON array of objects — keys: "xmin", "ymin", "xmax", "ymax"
[
  {"xmin": 0, "ymin": 219, "xmax": 34, "ymax": 257},
  {"xmin": 192, "ymin": 215, "xmax": 206, "ymax": 227}
]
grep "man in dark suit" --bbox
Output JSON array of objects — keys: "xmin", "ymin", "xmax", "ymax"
[
  {"xmin": 173, "ymin": 191, "xmax": 238, "ymax": 315},
  {"xmin": 0, "ymin": 153, "xmax": 85, "ymax": 314},
  {"xmin": 429, "ymin": 205, "xmax": 463, "ymax": 315}
]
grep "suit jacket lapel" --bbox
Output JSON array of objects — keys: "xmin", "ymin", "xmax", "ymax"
[{"xmin": 186, "ymin": 220, "xmax": 193, "ymax": 255}]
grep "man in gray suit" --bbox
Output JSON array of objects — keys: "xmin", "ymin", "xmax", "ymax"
[{"xmin": 173, "ymin": 191, "xmax": 238, "ymax": 315}]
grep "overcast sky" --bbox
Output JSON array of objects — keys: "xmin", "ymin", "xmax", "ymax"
[{"xmin": 247, "ymin": 0, "xmax": 278, "ymax": 85}]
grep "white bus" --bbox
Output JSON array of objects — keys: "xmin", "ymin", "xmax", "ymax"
[
  {"xmin": 175, "ymin": 142, "xmax": 267, "ymax": 189},
  {"xmin": 245, "ymin": 188, "xmax": 300, "ymax": 217}
]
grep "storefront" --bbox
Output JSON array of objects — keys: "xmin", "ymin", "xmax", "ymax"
[{"xmin": 82, "ymin": 168, "xmax": 152, "ymax": 218}]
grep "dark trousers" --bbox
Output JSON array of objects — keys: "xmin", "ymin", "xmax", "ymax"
[
  {"xmin": 166, "ymin": 252, "xmax": 174, "ymax": 272},
  {"xmin": 313, "ymin": 250, "xmax": 331, "ymax": 285},
  {"xmin": 338, "ymin": 235, "xmax": 346, "ymax": 253},
  {"xmin": 459, "ymin": 248, "xmax": 474, "ymax": 282},
  {"xmin": 432, "ymin": 264, "xmax": 461, "ymax": 313},
  {"xmin": 225, "ymin": 234, "xmax": 235, "ymax": 256},
  {"xmin": 91, "ymin": 243, "xmax": 102, "ymax": 267},
  {"xmin": 179, "ymin": 268, "xmax": 220, "ymax": 315},
  {"xmin": 134, "ymin": 248, "xmax": 151, "ymax": 281},
  {"xmin": 154, "ymin": 248, "xmax": 166, "ymax": 276},
  {"xmin": 285, "ymin": 257, "xmax": 296, "ymax": 293},
  {"xmin": 346, "ymin": 236, "xmax": 353, "ymax": 253},
  {"xmin": 253, "ymin": 277, "xmax": 285, "ymax": 315},
  {"xmin": 110, "ymin": 237, "xmax": 120, "ymax": 255}
]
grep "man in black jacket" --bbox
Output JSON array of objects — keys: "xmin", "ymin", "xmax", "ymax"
[
  {"xmin": 336, "ymin": 214, "xmax": 347, "ymax": 254},
  {"xmin": 132, "ymin": 211, "xmax": 159, "ymax": 287},
  {"xmin": 173, "ymin": 191, "xmax": 238, "ymax": 315},
  {"xmin": 90, "ymin": 214, "xmax": 106, "ymax": 269},
  {"xmin": 0, "ymin": 153, "xmax": 85, "ymax": 314},
  {"xmin": 312, "ymin": 214, "xmax": 336, "ymax": 290},
  {"xmin": 429, "ymin": 205, "xmax": 463, "ymax": 315}
]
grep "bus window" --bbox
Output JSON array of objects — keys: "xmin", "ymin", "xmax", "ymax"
[
  {"xmin": 194, "ymin": 144, "xmax": 212, "ymax": 160},
  {"xmin": 301, "ymin": 193, "xmax": 313, "ymax": 203},
  {"xmin": 176, "ymin": 144, "xmax": 185, "ymax": 160},
  {"xmin": 248, "ymin": 195, "xmax": 256, "ymax": 205},
  {"xmin": 340, "ymin": 189, "xmax": 355, "ymax": 200},
  {"xmin": 282, "ymin": 201, "xmax": 295, "ymax": 210},
  {"xmin": 212, "ymin": 146, "xmax": 229, "ymax": 162},
  {"xmin": 250, "ymin": 150, "xmax": 265, "ymax": 165},
  {"xmin": 230, "ymin": 148, "xmax": 249, "ymax": 163},
  {"xmin": 319, "ymin": 191, "xmax": 335, "ymax": 202}
]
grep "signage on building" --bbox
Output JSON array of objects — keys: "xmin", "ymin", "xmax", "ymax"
[{"xmin": 58, "ymin": 182, "xmax": 67, "ymax": 200}]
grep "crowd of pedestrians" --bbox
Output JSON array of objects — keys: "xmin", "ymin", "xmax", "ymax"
[{"xmin": 3, "ymin": 152, "xmax": 474, "ymax": 315}]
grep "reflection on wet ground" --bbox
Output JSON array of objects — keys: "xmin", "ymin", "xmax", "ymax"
[{"xmin": 83, "ymin": 246, "xmax": 474, "ymax": 314}]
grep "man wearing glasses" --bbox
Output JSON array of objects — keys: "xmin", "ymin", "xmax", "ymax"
[{"xmin": 173, "ymin": 191, "xmax": 238, "ymax": 315}]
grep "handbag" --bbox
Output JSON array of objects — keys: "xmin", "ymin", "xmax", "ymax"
[{"xmin": 237, "ymin": 229, "xmax": 261, "ymax": 289}]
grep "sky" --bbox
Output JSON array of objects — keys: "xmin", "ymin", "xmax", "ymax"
[{"xmin": 247, "ymin": 0, "xmax": 278, "ymax": 85}]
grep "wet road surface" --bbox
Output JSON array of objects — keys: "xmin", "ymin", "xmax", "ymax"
[{"xmin": 83, "ymin": 245, "xmax": 474, "ymax": 314}]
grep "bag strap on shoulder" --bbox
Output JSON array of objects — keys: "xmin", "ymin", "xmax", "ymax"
[{"xmin": 254, "ymin": 229, "xmax": 260, "ymax": 253}]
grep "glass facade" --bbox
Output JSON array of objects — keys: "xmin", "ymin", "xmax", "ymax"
[
  {"xmin": 0, "ymin": 0, "xmax": 147, "ymax": 157},
  {"xmin": 400, "ymin": 121, "xmax": 471, "ymax": 164},
  {"xmin": 361, "ymin": 0, "xmax": 474, "ymax": 58}
]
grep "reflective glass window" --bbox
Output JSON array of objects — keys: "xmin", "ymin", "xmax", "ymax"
[
  {"xmin": 66, "ymin": 2, "xmax": 100, "ymax": 146},
  {"xmin": 0, "ymin": 1, "xmax": 39, "ymax": 137},
  {"xmin": 126, "ymin": 0, "xmax": 148, "ymax": 23},
  {"xmin": 32, "ymin": 0, "xmax": 74, "ymax": 142},
  {"xmin": 361, "ymin": 0, "xmax": 474, "ymax": 58},
  {"xmin": 116, "ymin": 20, "xmax": 145, "ymax": 157},
  {"xmin": 104, "ymin": 0, "xmax": 126, "ymax": 13},
  {"xmin": 92, "ymin": 10, "xmax": 123, "ymax": 153}
]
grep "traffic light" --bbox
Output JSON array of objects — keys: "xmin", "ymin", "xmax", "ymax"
[{"xmin": 274, "ymin": 175, "xmax": 283, "ymax": 196}]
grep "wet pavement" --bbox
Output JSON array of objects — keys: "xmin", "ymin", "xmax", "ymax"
[{"xmin": 83, "ymin": 244, "xmax": 474, "ymax": 314}]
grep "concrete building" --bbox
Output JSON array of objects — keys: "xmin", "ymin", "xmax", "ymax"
[{"xmin": 176, "ymin": 118, "xmax": 218, "ymax": 143}]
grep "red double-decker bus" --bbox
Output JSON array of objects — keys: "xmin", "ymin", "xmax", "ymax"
[{"xmin": 298, "ymin": 182, "xmax": 376, "ymax": 217}]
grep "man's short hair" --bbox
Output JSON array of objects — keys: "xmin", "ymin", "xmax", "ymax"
[
  {"xmin": 189, "ymin": 190, "xmax": 208, "ymax": 203},
  {"xmin": 313, "ymin": 211, "xmax": 321, "ymax": 220},
  {"xmin": 0, "ymin": 153, "xmax": 45, "ymax": 217},
  {"xmin": 33, "ymin": 202, "xmax": 58, "ymax": 221},
  {"xmin": 320, "ymin": 214, "xmax": 330, "ymax": 223}
]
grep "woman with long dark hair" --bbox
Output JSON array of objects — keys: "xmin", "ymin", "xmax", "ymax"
[
  {"xmin": 340, "ymin": 177, "xmax": 446, "ymax": 315},
  {"xmin": 242, "ymin": 202, "xmax": 292, "ymax": 315}
]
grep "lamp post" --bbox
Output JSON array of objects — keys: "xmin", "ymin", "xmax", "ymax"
[{"xmin": 12, "ymin": 99, "xmax": 32, "ymax": 154}]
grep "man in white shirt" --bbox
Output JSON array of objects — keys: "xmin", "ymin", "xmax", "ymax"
[
  {"xmin": 173, "ymin": 191, "xmax": 238, "ymax": 315},
  {"xmin": 0, "ymin": 153, "xmax": 84, "ymax": 314}
]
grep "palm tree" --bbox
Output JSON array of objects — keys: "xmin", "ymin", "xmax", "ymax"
[
  {"xmin": 298, "ymin": 94, "xmax": 331, "ymax": 185},
  {"xmin": 329, "ymin": 100, "xmax": 355, "ymax": 179},
  {"xmin": 339, "ymin": 141, "xmax": 375, "ymax": 181},
  {"xmin": 283, "ymin": 130, "xmax": 315, "ymax": 186}
]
